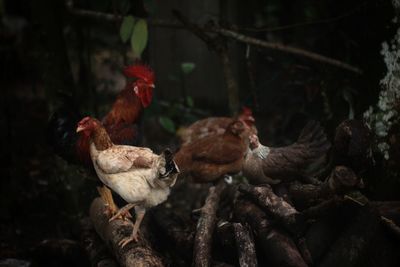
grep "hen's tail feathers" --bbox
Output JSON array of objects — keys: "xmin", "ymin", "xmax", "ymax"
[
  {"xmin": 160, "ymin": 149, "xmax": 180, "ymax": 178},
  {"xmin": 46, "ymin": 97, "xmax": 82, "ymax": 165},
  {"xmin": 297, "ymin": 121, "xmax": 331, "ymax": 176}
]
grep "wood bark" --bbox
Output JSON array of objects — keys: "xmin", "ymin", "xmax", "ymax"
[
  {"xmin": 150, "ymin": 206, "xmax": 195, "ymax": 266},
  {"xmin": 234, "ymin": 198, "xmax": 308, "ymax": 267},
  {"xmin": 80, "ymin": 218, "xmax": 118, "ymax": 267},
  {"xmin": 288, "ymin": 166, "xmax": 363, "ymax": 210},
  {"xmin": 193, "ymin": 180, "xmax": 227, "ymax": 267},
  {"xmin": 238, "ymin": 184, "xmax": 306, "ymax": 237},
  {"xmin": 89, "ymin": 198, "xmax": 164, "ymax": 267},
  {"xmin": 318, "ymin": 205, "xmax": 400, "ymax": 267},
  {"xmin": 232, "ymin": 223, "xmax": 258, "ymax": 267}
]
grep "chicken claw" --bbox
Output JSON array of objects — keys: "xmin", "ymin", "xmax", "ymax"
[
  {"xmin": 109, "ymin": 203, "xmax": 136, "ymax": 222},
  {"xmin": 118, "ymin": 233, "xmax": 139, "ymax": 248}
]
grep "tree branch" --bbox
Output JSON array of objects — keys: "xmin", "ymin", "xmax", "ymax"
[
  {"xmin": 211, "ymin": 27, "xmax": 362, "ymax": 74},
  {"xmin": 66, "ymin": 4, "xmax": 362, "ymax": 75},
  {"xmin": 89, "ymin": 198, "xmax": 164, "ymax": 267}
]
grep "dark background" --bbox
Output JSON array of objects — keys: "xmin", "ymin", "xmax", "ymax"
[{"xmin": 0, "ymin": 0, "xmax": 398, "ymax": 265}]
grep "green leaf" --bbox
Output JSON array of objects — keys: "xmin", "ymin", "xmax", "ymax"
[
  {"xmin": 120, "ymin": 16, "xmax": 135, "ymax": 43},
  {"xmin": 159, "ymin": 116, "xmax": 176, "ymax": 133},
  {"xmin": 131, "ymin": 19, "xmax": 148, "ymax": 58},
  {"xmin": 181, "ymin": 62, "xmax": 196, "ymax": 74},
  {"xmin": 186, "ymin": 96, "xmax": 194, "ymax": 107}
]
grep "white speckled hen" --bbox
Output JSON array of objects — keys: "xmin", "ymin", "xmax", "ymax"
[{"xmin": 76, "ymin": 117, "xmax": 179, "ymax": 247}]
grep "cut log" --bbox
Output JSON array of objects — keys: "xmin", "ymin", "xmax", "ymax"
[
  {"xmin": 238, "ymin": 184, "xmax": 306, "ymax": 237},
  {"xmin": 232, "ymin": 223, "xmax": 258, "ymax": 267},
  {"xmin": 150, "ymin": 205, "xmax": 195, "ymax": 265},
  {"xmin": 193, "ymin": 180, "xmax": 227, "ymax": 267},
  {"xmin": 89, "ymin": 198, "xmax": 164, "ymax": 267},
  {"xmin": 234, "ymin": 198, "xmax": 308, "ymax": 267},
  {"xmin": 303, "ymin": 195, "xmax": 363, "ymax": 263},
  {"xmin": 80, "ymin": 218, "xmax": 118, "ymax": 267},
  {"xmin": 318, "ymin": 205, "xmax": 400, "ymax": 267},
  {"xmin": 288, "ymin": 166, "xmax": 363, "ymax": 210}
]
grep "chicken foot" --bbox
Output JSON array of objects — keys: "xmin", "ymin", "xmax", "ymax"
[
  {"xmin": 97, "ymin": 186, "xmax": 122, "ymax": 218},
  {"xmin": 109, "ymin": 203, "xmax": 136, "ymax": 222},
  {"xmin": 118, "ymin": 206, "xmax": 146, "ymax": 248}
]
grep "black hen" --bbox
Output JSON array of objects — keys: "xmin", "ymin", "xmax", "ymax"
[{"xmin": 243, "ymin": 121, "xmax": 331, "ymax": 185}]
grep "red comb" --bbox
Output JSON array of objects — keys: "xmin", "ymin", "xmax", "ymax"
[
  {"xmin": 77, "ymin": 116, "xmax": 92, "ymax": 126},
  {"xmin": 124, "ymin": 63, "xmax": 155, "ymax": 84},
  {"xmin": 241, "ymin": 106, "xmax": 253, "ymax": 116}
]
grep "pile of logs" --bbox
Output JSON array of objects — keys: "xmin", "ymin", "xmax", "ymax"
[
  {"xmin": 83, "ymin": 165, "xmax": 400, "ymax": 267},
  {"xmin": 82, "ymin": 121, "xmax": 400, "ymax": 267}
]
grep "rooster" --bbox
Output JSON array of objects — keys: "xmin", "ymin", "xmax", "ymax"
[
  {"xmin": 243, "ymin": 121, "xmax": 331, "ymax": 185},
  {"xmin": 76, "ymin": 117, "xmax": 179, "ymax": 247},
  {"xmin": 177, "ymin": 107, "xmax": 257, "ymax": 146},
  {"xmin": 47, "ymin": 63, "xmax": 155, "ymax": 215},
  {"xmin": 174, "ymin": 120, "xmax": 251, "ymax": 183}
]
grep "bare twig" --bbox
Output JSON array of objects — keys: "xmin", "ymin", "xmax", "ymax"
[
  {"xmin": 211, "ymin": 27, "xmax": 362, "ymax": 74},
  {"xmin": 235, "ymin": 2, "xmax": 367, "ymax": 33},
  {"xmin": 193, "ymin": 180, "xmax": 227, "ymax": 267}
]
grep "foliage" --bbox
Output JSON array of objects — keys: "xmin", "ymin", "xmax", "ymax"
[
  {"xmin": 119, "ymin": 16, "xmax": 148, "ymax": 59},
  {"xmin": 153, "ymin": 62, "xmax": 200, "ymax": 133},
  {"xmin": 119, "ymin": 16, "xmax": 135, "ymax": 43},
  {"xmin": 159, "ymin": 116, "xmax": 176, "ymax": 133},
  {"xmin": 131, "ymin": 19, "xmax": 148, "ymax": 58},
  {"xmin": 364, "ymin": 23, "xmax": 400, "ymax": 160},
  {"xmin": 181, "ymin": 62, "xmax": 196, "ymax": 74}
]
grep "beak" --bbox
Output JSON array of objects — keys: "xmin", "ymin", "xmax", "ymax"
[
  {"xmin": 76, "ymin": 125, "xmax": 85, "ymax": 133},
  {"xmin": 247, "ymin": 116, "xmax": 255, "ymax": 122},
  {"xmin": 149, "ymin": 83, "xmax": 155, "ymax": 88}
]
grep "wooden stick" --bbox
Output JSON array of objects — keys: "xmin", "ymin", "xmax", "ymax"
[
  {"xmin": 89, "ymin": 198, "xmax": 164, "ymax": 267},
  {"xmin": 232, "ymin": 223, "xmax": 258, "ymax": 267},
  {"xmin": 193, "ymin": 180, "xmax": 227, "ymax": 267}
]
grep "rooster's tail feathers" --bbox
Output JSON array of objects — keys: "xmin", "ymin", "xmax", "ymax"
[{"xmin": 47, "ymin": 105, "xmax": 82, "ymax": 164}]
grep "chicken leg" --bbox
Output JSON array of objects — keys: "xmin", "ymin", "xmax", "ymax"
[
  {"xmin": 118, "ymin": 206, "xmax": 146, "ymax": 248},
  {"xmin": 97, "ymin": 186, "xmax": 120, "ymax": 217},
  {"xmin": 108, "ymin": 203, "xmax": 136, "ymax": 222}
]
